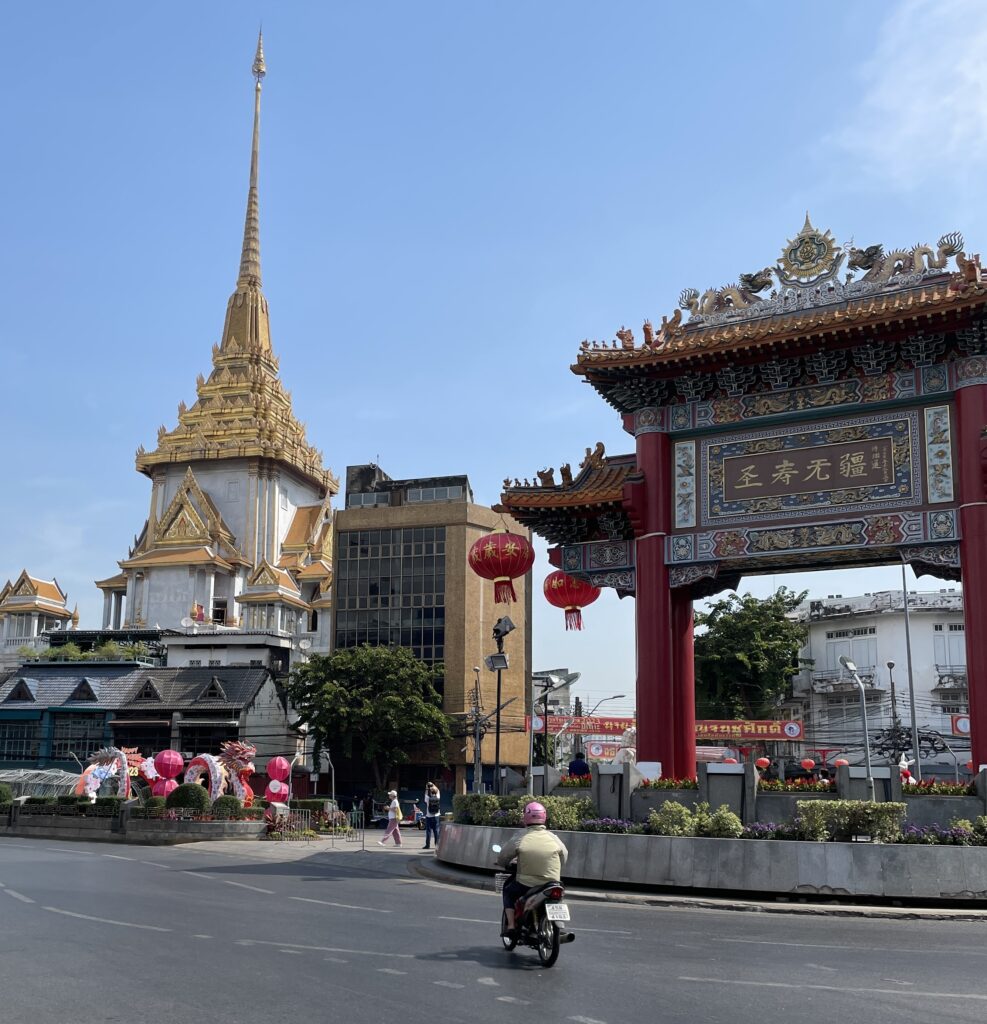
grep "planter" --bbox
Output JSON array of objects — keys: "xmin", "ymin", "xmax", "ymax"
[
  {"xmin": 550, "ymin": 787, "xmax": 592, "ymax": 799},
  {"xmin": 903, "ymin": 794, "xmax": 985, "ymax": 828},
  {"xmin": 438, "ymin": 822, "xmax": 987, "ymax": 901},
  {"xmin": 630, "ymin": 788, "xmax": 698, "ymax": 822},
  {"xmin": 755, "ymin": 792, "xmax": 836, "ymax": 825}
]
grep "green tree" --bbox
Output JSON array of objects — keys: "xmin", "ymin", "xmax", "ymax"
[
  {"xmin": 694, "ymin": 588, "xmax": 808, "ymax": 719},
  {"xmin": 286, "ymin": 645, "xmax": 450, "ymax": 790}
]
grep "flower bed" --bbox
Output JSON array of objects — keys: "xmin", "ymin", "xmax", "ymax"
[
  {"xmin": 557, "ymin": 774, "xmax": 592, "ymax": 788},
  {"xmin": 902, "ymin": 778, "xmax": 976, "ymax": 796},
  {"xmin": 638, "ymin": 777, "xmax": 698, "ymax": 790},
  {"xmin": 757, "ymin": 778, "xmax": 836, "ymax": 793}
]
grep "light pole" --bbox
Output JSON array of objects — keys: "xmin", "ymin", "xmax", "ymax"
[
  {"xmin": 530, "ymin": 676, "xmax": 569, "ymax": 796},
  {"xmin": 900, "ymin": 561, "xmax": 922, "ymax": 781},
  {"xmin": 839, "ymin": 655, "xmax": 876, "ymax": 802},
  {"xmin": 586, "ymin": 695, "xmax": 626, "ymax": 718},
  {"xmin": 488, "ymin": 616, "xmax": 515, "ymax": 795}
]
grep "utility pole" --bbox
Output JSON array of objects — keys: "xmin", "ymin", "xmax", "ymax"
[{"xmin": 469, "ymin": 672, "xmax": 485, "ymax": 794}]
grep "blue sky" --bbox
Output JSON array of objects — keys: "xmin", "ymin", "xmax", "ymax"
[{"xmin": 3, "ymin": 2, "xmax": 983, "ymax": 715}]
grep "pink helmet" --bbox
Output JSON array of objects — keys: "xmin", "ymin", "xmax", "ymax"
[{"xmin": 523, "ymin": 801, "xmax": 547, "ymax": 826}]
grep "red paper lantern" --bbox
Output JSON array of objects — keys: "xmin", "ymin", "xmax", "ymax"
[
  {"xmin": 834, "ymin": 758, "xmax": 849, "ymax": 767},
  {"xmin": 723, "ymin": 757, "xmax": 738, "ymax": 764},
  {"xmin": 152, "ymin": 778, "xmax": 178, "ymax": 799},
  {"xmin": 265, "ymin": 780, "xmax": 290, "ymax": 803},
  {"xmin": 468, "ymin": 530, "xmax": 535, "ymax": 604},
  {"xmin": 966, "ymin": 761, "xmax": 975, "ymax": 772},
  {"xmin": 543, "ymin": 570, "xmax": 601, "ymax": 630},
  {"xmin": 800, "ymin": 758, "xmax": 815, "ymax": 771},
  {"xmin": 267, "ymin": 756, "xmax": 291, "ymax": 782},
  {"xmin": 754, "ymin": 757, "xmax": 770, "ymax": 769},
  {"xmin": 154, "ymin": 749, "xmax": 184, "ymax": 780}
]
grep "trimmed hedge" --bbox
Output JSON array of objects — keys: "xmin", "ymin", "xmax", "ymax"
[
  {"xmin": 795, "ymin": 799, "xmax": 906, "ymax": 843},
  {"xmin": 452, "ymin": 794, "xmax": 596, "ymax": 831},
  {"xmin": 0, "ymin": 782, "xmax": 12, "ymax": 804},
  {"xmin": 25, "ymin": 796, "xmax": 57, "ymax": 805},
  {"xmin": 212, "ymin": 795, "xmax": 243, "ymax": 820},
  {"xmin": 165, "ymin": 783, "xmax": 211, "ymax": 812}
]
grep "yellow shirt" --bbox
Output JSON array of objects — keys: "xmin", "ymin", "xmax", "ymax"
[{"xmin": 496, "ymin": 825, "xmax": 568, "ymax": 886}]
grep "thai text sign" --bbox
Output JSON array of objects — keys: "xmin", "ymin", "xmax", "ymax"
[
  {"xmin": 696, "ymin": 719, "xmax": 803, "ymax": 741},
  {"xmin": 527, "ymin": 715, "xmax": 635, "ymax": 735},
  {"xmin": 723, "ymin": 437, "xmax": 894, "ymax": 502},
  {"xmin": 585, "ymin": 742, "xmax": 619, "ymax": 761}
]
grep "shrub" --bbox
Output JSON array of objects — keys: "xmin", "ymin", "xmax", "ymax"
[
  {"xmin": 289, "ymin": 799, "xmax": 331, "ymax": 812},
  {"xmin": 542, "ymin": 796, "xmax": 595, "ymax": 831},
  {"xmin": 639, "ymin": 777, "xmax": 698, "ymax": 790},
  {"xmin": 452, "ymin": 794, "xmax": 502, "ymax": 825},
  {"xmin": 57, "ymin": 794, "xmax": 84, "ymax": 805},
  {"xmin": 0, "ymin": 782, "xmax": 13, "ymax": 804},
  {"xmin": 647, "ymin": 801, "xmax": 694, "ymax": 836},
  {"xmin": 165, "ymin": 783, "xmax": 211, "ymax": 812},
  {"xmin": 794, "ymin": 799, "xmax": 906, "ymax": 843},
  {"xmin": 490, "ymin": 807, "xmax": 524, "ymax": 828},
  {"xmin": 144, "ymin": 796, "xmax": 167, "ymax": 810},
  {"xmin": 758, "ymin": 778, "xmax": 836, "ymax": 793},
  {"xmin": 211, "ymin": 795, "xmax": 243, "ymax": 820},
  {"xmin": 94, "ymin": 796, "xmax": 124, "ymax": 808},
  {"xmin": 241, "ymin": 806, "xmax": 267, "ymax": 820},
  {"xmin": 742, "ymin": 822, "xmax": 779, "ymax": 840},
  {"xmin": 697, "ymin": 803, "xmax": 744, "ymax": 839},
  {"xmin": 579, "ymin": 818, "xmax": 642, "ymax": 834},
  {"xmin": 24, "ymin": 796, "xmax": 56, "ymax": 805}
]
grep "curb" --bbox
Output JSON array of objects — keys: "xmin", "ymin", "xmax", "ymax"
[{"xmin": 412, "ymin": 857, "xmax": 987, "ymax": 922}]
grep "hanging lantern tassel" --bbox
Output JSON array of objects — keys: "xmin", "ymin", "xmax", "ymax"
[
  {"xmin": 493, "ymin": 576, "xmax": 518, "ymax": 604},
  {"xmin": 565, "ymin": 605, "xmax": 583, "ymax": 631}
]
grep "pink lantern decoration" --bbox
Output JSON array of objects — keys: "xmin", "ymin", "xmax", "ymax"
[
  {"xmin": 267, "ymin": 756, "xmax": 291, "ymax": 782},
  {"xmin": 834, "ymin": 758, "xmax": 850, "ymax": 767},
  {"xmin": 966, "ymin": 761, "xmax": 975, "ymax": 772},
  {"xmin": 265, "ymin": 780, "xmax": 290, "ymax": 803},
  {"xmin": 723, "ymin": 757, "xmax": 738, "ymax": 764},
  {"xmin": 152, "ymin": 778, "xmax": 178, "ymax": 799},
  {"xmin": 800, "ymin": 758, "xmax": 815, "ymax": 771},
  {"xmin": 154, "ymin": 749, "xmax": 184, "ymax": 780},
  {"xmin": 754, "ymin": 757, "xmax": 770, "ymax": 769}
]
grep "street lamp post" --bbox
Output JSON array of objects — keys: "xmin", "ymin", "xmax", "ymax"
[
  {"xmin": 900, "ymin": 562, "xmax": 922, "ymax": 781},
  {"xmin": 488, "ymin": 617, "xmax": 515, "ymax": 795},
  {"xmin": 839, "ymin": 655, "xmax": 876, "ymax": 801}
]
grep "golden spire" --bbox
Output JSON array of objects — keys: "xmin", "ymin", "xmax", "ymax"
[{"xmin": 237, "ymin": 31, "xmax": 265, "ymax": 290}]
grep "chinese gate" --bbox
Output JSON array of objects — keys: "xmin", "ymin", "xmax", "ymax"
[{"xmin": 498, "ymin": 218, "xmax": 987, "ymax": 777}]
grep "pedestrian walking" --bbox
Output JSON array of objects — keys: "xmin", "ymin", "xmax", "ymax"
[
  {"xmin": 423, "ymin": 781, "xmax": 441, "ymax": 850},
  {"xmin": 378, "ymin": 789, "xmax": 402, "ymax": 846}
]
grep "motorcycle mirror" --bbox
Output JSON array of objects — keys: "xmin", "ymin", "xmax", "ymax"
[{"xmin": 491, "ymin": 844, "xmax": 502, "ymax": 853}]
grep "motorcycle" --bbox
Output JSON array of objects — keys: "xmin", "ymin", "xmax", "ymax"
[{"xmin": 492, "ymin": 844, "xmax": 575, "ymax": 967}]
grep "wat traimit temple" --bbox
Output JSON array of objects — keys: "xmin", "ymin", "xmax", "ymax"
[
  {"xmin": 0, "ymin": 571, "xmax": 77, "ymax": 668},
  {"xmin": 497, "ymin": 218, "xmax": 987, "ymax": 773},
  {"xmin": 94, "ymin": 36, "xmax": 338, "ymax": 648}
]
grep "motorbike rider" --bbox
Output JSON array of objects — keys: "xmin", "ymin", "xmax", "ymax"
[{"xmin": 495, "ymin": 801, "xmax": 568, "ymax": 937}]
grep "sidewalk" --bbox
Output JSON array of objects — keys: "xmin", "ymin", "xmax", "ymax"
[{"xmin": 412, "ymin": 852, "xmax": 987, "ymax": 923}]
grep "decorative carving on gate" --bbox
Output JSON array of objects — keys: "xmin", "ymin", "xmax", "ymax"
[
  {"xmin": 900, "ymin": 543, "xmax": 961, "ymax": 581},
  {"xmin": 669, "ymin": 564, "xmax": 718, "ymax": 589},
  {"xmin": 673, "ymin": 442, "xmax": 697, "ymax": 529},
  {"xmin": 924, "ymin": 406, "xmax": 954, "ymax": 503}
]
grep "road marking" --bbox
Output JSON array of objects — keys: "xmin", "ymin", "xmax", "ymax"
[
  {"xmin": 182, "ymin": 871, "xmax": 213, "ymax": 881},
  {"xmin": 882, "ymin": 978, "xmax": 915, "ymax": 985},
  {"xmin": 43, "ymin": 907, "xmax": 171, "ymax": 932},
  {"xmin": 569, "ymin": 1017, "xmax": 608, "ymax": 1024},
  {"xmin": 476, "ymin": 977, "xmax": 499, "ymax": 987},
  {"xmin": 289, "ymin": 896, "xmax": 389, "ymax": 913},
  {"xmin": 235, "ymin": 938, "xmax": 413, "ymax": 959},
  {"xmin": 102, "ymin": 854, "xmax": 134, "ymax": 861},
  {"xmin": 805, "ymin": 963, "xmax": 837, "ymax": 972},
  {"xmin": 4, "ymin": 889, "xmax": 34, "ymax": 904},
  {"xmin": 280, "ymin": 950, "xmax": 303, "ymax": 955},
  {"xmin": 324, "ymin": 957, "xmax": 349, "ymax": 964},
  {"xmin": 715, "ymin": 937, "xmax": 987, "ymax": 959},
  {"xmin": 433, "ymin": 981, "xmax": 464, "ymax": 989},
  {"xmin": 677, "ymin": 977, "xmax": 987, "ymax": 1001},
  {"xmin": 193, "ymin": 935, "xmax": 212, "ymax": 939},
  {"xmin": 438, "ymin": 916, "xmax": 494, "ymax": 924},
  {"xmin": 497, "ymin": 997, "xmax": 530, "ymax": 1005},
  {"xmin": 223, "ymin": 880, "xmax": 275, "ymax": 895},
  {"xmin": 377, "ymin": 968, "xmax": 407, "ymax": 975},
  {"xmin": 141, "ymin": 861, "xmax": 170, "ymax": 869}
]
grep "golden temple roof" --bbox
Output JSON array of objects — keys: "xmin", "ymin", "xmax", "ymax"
[
  {"xmin": 0, "ymin": 571, "xmax": 72, "ymax": 618},
  {"xmin": 119, "ymin": 547, "xmax": 236, "ymax": 571},
  {"xmin": 134, "ymin": 36, "xmax": 338, "ymax": 496}
]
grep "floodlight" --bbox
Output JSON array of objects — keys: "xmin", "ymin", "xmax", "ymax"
[
  {"xmin": 485, "ymin": 653, "xmax": 509, "ymax": 671},
  {"xmin": 492, "ymin": 616, "xmax": 516, "ymax": 640},
  {"xmin": 839, "ymin": 655, "xmax": 857, "ymax": 673}
]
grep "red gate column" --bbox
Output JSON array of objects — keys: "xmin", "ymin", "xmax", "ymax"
[
  {"xmin": 630, "ymin": 429, "xmax": 675, "ymax": 769},
  {"xmin": 672, "ymin": 588, "xmax": 696, "ymax": 779},
  {"xmin": 956, "ymin": 383, "xmax": 987, "ymax": 768}
]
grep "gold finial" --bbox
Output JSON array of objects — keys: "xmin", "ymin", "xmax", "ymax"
[
  {"xmin": 802, "ymin": 211, "xmax": 814, "ymax": 234},
  {"xmin": 237, "ymin": 33, "xmax": 264, "ymax": 290},
  {"xmin": 252, "ymin": 30, "xmax": 266, "ymax": 82}
]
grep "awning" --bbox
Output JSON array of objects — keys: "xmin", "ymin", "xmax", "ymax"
[
  {"xmin": 179, "ymin": 720, "xmax": 239, "ymax": 728},
  {"xmin": 110, "ymin": 719, "xmax": 171, "ymax": 727}
]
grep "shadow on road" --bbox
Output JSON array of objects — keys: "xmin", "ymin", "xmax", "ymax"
[{"xmin": 416, "ymin": 944, "xmax": 550, "ymax": 972}]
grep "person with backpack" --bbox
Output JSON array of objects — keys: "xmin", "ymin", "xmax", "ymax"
[{"xmin": 423, "ymin": 781, "xmax": 442, "ymax": 850}]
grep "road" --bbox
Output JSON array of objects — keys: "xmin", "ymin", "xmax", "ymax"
[{"xmin": 0, "ymin": 836, "xmax": 985, "ymax": 1024}]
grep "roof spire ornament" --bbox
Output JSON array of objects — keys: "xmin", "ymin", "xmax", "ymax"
[{"xmin": 237, "ymin": 31, "xmax": 265, "ymax": 290}]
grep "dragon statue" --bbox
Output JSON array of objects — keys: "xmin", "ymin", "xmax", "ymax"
[
  {"xmin": 184, "ymin": 752, "xmax": 228, "ymax": 801},
  {"xmin": 75, "ymin": 746, "xmax": 133, "ymax": 800},
  {"xmin": 218, "ymin": 740, "xmax": 257, "ymax": 807},
  {"xmin": 678, "ymin": 267, "xmax": 774, "ymax": 317},
  {"xmin": 847, "ymin": 232, "xmax": 963, "ymax": 283}
]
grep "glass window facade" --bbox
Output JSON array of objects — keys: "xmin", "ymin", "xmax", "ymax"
[
  {"xmin": 406, "ymin": 485, "xmax": 462, "ymax": 503},
  {"xmin": 51, "ymin": 713, "xmax": 105, "ymax": 760},
  {"xmin": 0, "ymin": 720, "xmax": 41, "ymax": 760},
  {"xmin": 334, "ymin": 527, "xmax": 445, "ymax": 666}
]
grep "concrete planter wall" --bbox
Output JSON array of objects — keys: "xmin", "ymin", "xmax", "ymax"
[
  {"xmin": 755, "ymin": 792, "xmax": 836, "ymax": 824},
  {"xmin": 630, "ymin": 788, "xmax": 699, "ymax": 821},
  {"xmin": 438, "ymin": 822, "xmax": 987, "ymax": 901},
  {"xmin": 903, "ymin": 795, "xmax": 985, "ymax": 827},
  {"xmin": 550, "ymin": 787, "xmax": 592, "ymax": 800}
]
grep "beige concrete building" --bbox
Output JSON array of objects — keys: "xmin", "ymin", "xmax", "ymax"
[{"xmin": 333, "ymin": 465, "xmax": 532, "ymax": 793}]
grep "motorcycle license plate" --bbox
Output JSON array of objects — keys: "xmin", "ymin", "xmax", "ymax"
[{"xmin": 545, "ymin": 903, "xmax": 570, "ymax": 921}]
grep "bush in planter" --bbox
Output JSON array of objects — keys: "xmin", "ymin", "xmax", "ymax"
[
  {"xmin": 211, "ymin": 795, "xmax": 243, "ymax": 820},
  {"xmin": 795, "ymin": 799, "xmax": 906, "ymax": 843},
  {"xmin": 579, "ymin": 818, "xmax": 642, "ymax": 834},
  {"xmin": 647, "ymin": 801, "xmax": 694, "ymax": 836},
  {"xmin": 900, "ymin": 823, "xmax": 975, "ymax": 845},
  {"xmin": 639, "ymin": 777, "xmax": 698, "ymax": 790},
  {"xmin": 165, "ymin": 783, "xmax": 211, "ymax": 812},
  {"xmin": 452, "ymin": 794, "xmax": 501, "ymax": 825},
  {"xmin": 24, "ymin": 796, "xmax": 57, "ymax": 805},
  {"xmin": 0, "ymin": 782, "xmax": 13, "ymax": 804},
  {"xmin": 695, "ymin": 803, "xmax": 743, "ymax": 839},
  {"xmin": 542, "ymin": 796, "xmax": 595, "ymax": 831}
]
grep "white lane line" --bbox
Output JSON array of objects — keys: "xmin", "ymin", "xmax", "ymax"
[
  {"xmin": 4, "ymin": 889, "xmax": 35, "ymax": 904},
  {"xmin": 141, "ymin": 861, "xmax": 170, "ymax": 869},
  {"xmin": 182, "ymin": 871, "xmax": 213, "ymax": 881},
  {"xmin": 42, "ymin": 907, "xmax": 171, "ymax": 932},
  {"xmin": 438, "ymin": 916, "xmax": 494, "ymax": 924},
  {"xmin": 280, "ymin": 950, "xmax": 303, "ymax": 955},
  {"xmin": 193, "ymin": 935, "xmax": 212, "ymax": 939},
  {"xmin": 223, "ymin": 880, "xmax": 275, "ymax": 895},
  {"xmin": 715, "ymin": 937, "xmax": 987, "ymax": 959},
  {"xmin": 569, "ymin": 1017, "xmax": 608, "ymax": 1024},
  {"xmin": 476, "ymin": 977, "xmax": 499, "ymax": 987},
  {"xmin": 805, "ymin": 963, "xmax": 837, "ymax": 972},
  {"xmin": 289, "ymin": 895, "xmax": 389, "ymax": 913},
  {"xmin": 235, "ymin": 938, "xmax": 412, "ymax": 959},
  {"xmin": 377, "ymin": 968, "xmax": 407, "ymax": 975},
  {"xmin": 324, "ymin": 957, "xmax": 349, "ymax": 964},
  {"xmin": 102, "ymin": 854, "xmax": 134, "ymax": 861},
  {"xmin": 433, "ymin": 981, "xmax": 464, "ymax": 989},
  {"xmin": 677, "ymin": 977, "xmax": 987, "ymax": 1001},
  {"xmin": 497, "ymin": 997, "xmax": 530, "ymax": 1005}
]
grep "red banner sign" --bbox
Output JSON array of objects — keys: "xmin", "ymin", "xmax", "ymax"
[
  {"xmin": 527, "ymin": 715, "xmax": 635, "ymax": 735},
  {"xmin": 584, "ymin": 742, "xmax": 619, "ymax": 761},
  {"xmin": 696, "ymin": 720, "xmax": 803, "ymax": 741}
]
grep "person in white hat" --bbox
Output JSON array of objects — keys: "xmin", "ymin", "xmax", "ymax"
[{"xmin": 378, "ymin": 789, "xmax": 403, "ymax": 846}]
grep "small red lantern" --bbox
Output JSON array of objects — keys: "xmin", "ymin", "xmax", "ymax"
[
  {"xmin": 154, "ymin": 749, "xmax": 184, "ymax": 780},
  {"xmin": 754, "ymin": 757, "xmax": 770, "ymax": 769},
  {"xmin": 543, "ymin": 570, "xmax": 601, "ymax": 630},
  {"xmin": 834, "ymin": 758, "xmax": 849, "ymax": 767},
  {"xmin": 966, "ymin": 760, "xmax": 975, "ymax": 772},
  {"xmin": 266, "ymin": 756, "xmax": 291, "ymax": 782},
  {"xmin": 723, "ymin": 757, "xmax": 738, "ymax": 764},
  {"xmin": 152, "ymin": 778, "xmax": 178, "ymax": 799},
  {"xmin": 468, "ymin": 529, "xmax": 535, "ymax": 604},
  {"xmin": 800, "ymin": 758, "xmax": 815, "ymax": 771}
]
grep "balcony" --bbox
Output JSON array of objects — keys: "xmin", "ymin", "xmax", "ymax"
[
  {"xmin": 934, "ymin": 665, "xmax": 967, "ymax": 690},
  {"xmin": 3, "ymin": 636, "xmax": 49, "ymax": 650},
  {"xmin": 810, "ymin": 666, "xmax": 877, "ymax": 694}
]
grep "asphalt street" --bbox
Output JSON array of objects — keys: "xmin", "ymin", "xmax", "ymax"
[{"xmin": 1, "ymin": 835, "xmax": 985, "ymax": 1024}]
